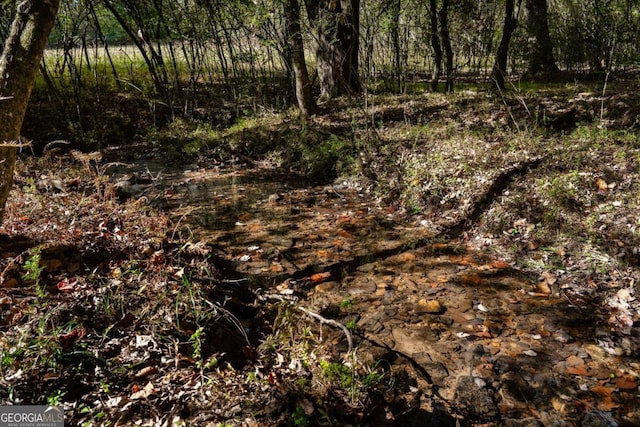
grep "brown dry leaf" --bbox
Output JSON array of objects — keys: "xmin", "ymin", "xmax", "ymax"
[
  {"xmin": 398, "ymin": 252, "xmax": 416, "ymax": 263},
  {"xmin": 269, "ymin": 262, "xmax": 284, "ymax": 272},
  {"xmin": 460, "ymin": 274, "xmax": 483, "ymax": 286},
  {"xmin": 135, "ymin": 366, "xmax": 159, "ymax": 378},
  {"xmin": 591, "ymin": 386, "xmax": 614, "ymax": 397},
  {"xmin": 337, "ymin": 230, "xmax": 351, "ymax": 238},
  {"xmin": 59, "ymin": 328, "xmax": 87, "ymax": 349},
  {"xmin": 130, "ymin": 381, "xmax": 155, "ymax": 400},
  {"xmin": 489, "ymin": 260, "xmax": 510, "ymax": 269},
  {"xmin": 430, "ymin": 243, "xmax": 449, "ymax": 251},
  {"xmin": 597, "ymin": 397, "xmax": 621, "ymax": 411},
  {"xmin": 309, "ymin": 272, "xmax": 331, "ymax": 283},
  {"xmin": 337, "ymin": 215, "xmax": 352, "ymax": 223},
  {"xmin": 551, "ymin": 397, "xmax": 566, "ymax": 412},
  {"xmin": 566, "ymin": 366, "xmax": 590, "ymax": 376},
  {"xmin": 595, "ymin": 177, "xmax": 608, "ymax": 193},
  {"xmin": 540, "ymin": 270, "xmax": 556, "ymax": 286},
  {"xmin": 615, "ymin": 375, "xmax": 639, "ymax": 390},
  {"xmin": 527, "ymin": 241, "xmax": 539, "ymax": 250},
  {"xmin": 537, "ymin": 281, "xmax": 552, "ymax": 294},
  {"xmin": 565, "ymin": 355, "xmax": 585, "ymax": 367},
  {"xmin": 449, "ymin": 255, "xmax": 476, "ymax": 266},
  {"xmin": 41, "ymin": 258, "xmax": 63, "ymax": 272},
  {"xmin": 248, "ymin": 223, "xmax": 263, "ymax": 232},
  {"xmin": 2, "ymin": 278, "xmax": 18, "ymax": 288}
]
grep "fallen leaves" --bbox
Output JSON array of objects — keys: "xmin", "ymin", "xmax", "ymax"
[
  {"xmin": 309, "ymin": 272, "xmax": 331, "ymax": 283},
  {"xmin": 135, "ymin": 366, "xmax": 160, "ymax": 379},
  {"xmin": 59, "ymin": 328, "xmax": 87, "ymax": 349},
  {"xmin": 595, "ymin": 177, "xmax": 608, "ymax": 193},
  {"xmin": 130, "ymin": 381, "xmax": 156, "ymax": 400}
]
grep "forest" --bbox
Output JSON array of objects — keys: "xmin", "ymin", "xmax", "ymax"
[{"xmin": 1, "ymin": 0, "xmax": 639, "ymax": 425}]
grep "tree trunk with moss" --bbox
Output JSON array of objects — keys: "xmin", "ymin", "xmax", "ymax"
[{"xmin": 0, "ymin": 0, "xmax": 61, "ymax": 224}]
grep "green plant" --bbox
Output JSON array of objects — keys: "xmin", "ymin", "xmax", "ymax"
[
  {"xmin": 319, "ymin": 360, "xmax": 353, "ymax": 390},
  {"xmin": 189, "ymin": 327, "xmax": 205, "ymax": 369},
  {"xmin": 290, "ymin": 404, "xmax": 310, "ymax": 427},
  {"xmin": 99, "ymin": 380, "xmax": 111, "ymax": 395},
  {"xmin": 47, "ymin": 390, "xmax": 65, "ymax": 406},
  {"xmin": 23, "ymin": 249, "xmax": 45, "ymax": 300},
  {"xmin": 339, "ymin": 298, "xmax": 353, "ymax": 309}
]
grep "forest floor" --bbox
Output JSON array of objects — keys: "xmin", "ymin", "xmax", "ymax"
[{"xmin": 1, "ymin": 74, "xmax": 640, "ymax": 426}]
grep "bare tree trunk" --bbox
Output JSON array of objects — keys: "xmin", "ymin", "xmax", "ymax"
[
  {"xmin": 340, "ymin": 0, "xmax": 360, "ymax": 94},
  {"xmin": 525, "ymin": 0, "xmax": 559, "ymax": 76},
  {"xmin": 305, "ymin": 0, "xmax": 360, "ymax": 100},
  {"xmin": 491, "ymin": 0, "xmax": 520, "ymax": 90},
  {"xmin": 0, "ymin": 0, "xmax": 61, "ymax": 224},
  {"xmin": 389, "ymin": 0, "xmax": 402, "ymax": 87},
  {"xmin": 284, "ymin": 0, "xmax": 316, "ymax": 117},
  {"xmin": 439, "ymin": 0, "xmax": 454, "ymax": 93},
  {"xmin": 101, "ymin": 0, "xmax": 167, "ymax": 97},
  {"xmin": 429, "ymin": 0, "xmax": 442, "ymax": 91}
]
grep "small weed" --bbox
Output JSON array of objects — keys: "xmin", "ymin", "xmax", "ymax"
[
  {"xmin": 319, "ymin": 360, "xmax": 353, "ymax": 389},
  {"xmin": 23, "ymin": 249, "xmax": 46, "ymax": 300},
  {"xmin": 189, "ymin": 327, "xmax": 218, "ymax": 371},
  {"xmin": 47, "ymin": 390, "xmax": 65, "ymax": 406},
  {"xmin": 290, "ymin": 405, "xmax": 310, "ymax": 427},
  {"xmin": 339, "ymin": 298, "xmax": 354, "ymax": 309},
  {"xmin": 99, "ymin": 380, "xmax": 111, "ymax": 395}
]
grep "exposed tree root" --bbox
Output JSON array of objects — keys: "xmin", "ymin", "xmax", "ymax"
[{"xmin": 442, "ymin": 156, "xmax": 546, "ymax": 238}]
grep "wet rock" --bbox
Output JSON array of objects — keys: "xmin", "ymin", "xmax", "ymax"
[
  {"xmin": 503, "ymin": 418, "xmax": 544, "ymax": 427},
  {"xmin": 383, "ymin": 252, "xmax": 416, "ymax": 266},
  {"xmin": 356, "ymin": 262, "xmax": 376, "ymax": 273},
  {"xmin": 415, "ymin": 299, "xmax": 443, "ymax": 314},
  {"xmin": 500, "ymin": 371, "xmax": 537, "ymax": 402},
  {"xmin": 578, "ymin": 411, "xmax": 619, "ymax": 427},
  {"xmin": 423, "ymin": 362, "xmax": 450, "ymax": 384},
  {"xmin": 453, "ymin": 375, "xmax": 499, "ymax": 421},
  {"xmin": 357, "ymin": 310, "xmax": 385, "ymax": 331},
  {"xmin": 394, "ymin": 408, "xmax": 458, "ymax": 427},
  {"xmin": 391, "ymin": 328, "xmax": 431, "ymax": 356}
]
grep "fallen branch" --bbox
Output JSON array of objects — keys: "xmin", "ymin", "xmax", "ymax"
[
  {"xmin": 0, "ymin": 138, "xmax": 32, "ymax": 148},
  {"xmin": 263, "ymin": 294, "xmax": 354, "ymax": 353},
  {"xmin": 296, "ymin": 305, "xmax": 354, "ymax": 353},
  {"xmin": 442, "ymin": 156, "xmax": 546, "ymax": 238}
]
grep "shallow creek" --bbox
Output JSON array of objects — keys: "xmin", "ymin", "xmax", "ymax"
[{"xmin": 125, "ymin": 163, "xmax": 639, "ymax": 425}]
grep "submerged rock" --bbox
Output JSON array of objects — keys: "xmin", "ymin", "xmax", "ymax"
[{"xmin": 453, "ymin": 375, "xmax": 499, "ymax": 421}]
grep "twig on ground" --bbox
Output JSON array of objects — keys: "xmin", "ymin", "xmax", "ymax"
[
  {"xmin": 296, "ymin": 305, "xmax": 354, "ymax": 353},
  {"xmin": 263, "ymin": 294, "xmax": 354, "ymax": 353}
]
